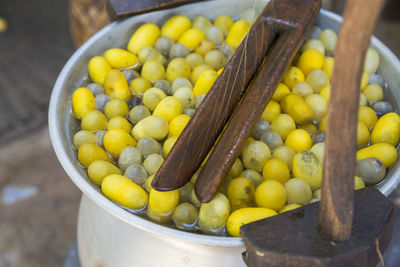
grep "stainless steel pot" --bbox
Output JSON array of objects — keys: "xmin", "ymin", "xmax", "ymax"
[{"xmin": 49, "ymin": 1, "xmax": 400, "ymax": 266}]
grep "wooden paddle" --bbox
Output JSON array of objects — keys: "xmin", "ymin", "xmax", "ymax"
[
  {"xmin": 194, "ymin": 0, "xmax": 321, "ymax": 202},
  {"xmin": 152, "ymin": 0, "xmax": 321, "ymax": 194}
]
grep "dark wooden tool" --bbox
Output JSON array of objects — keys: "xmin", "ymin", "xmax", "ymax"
[
  {"xmin": 240, "ymin": 0, "xmax": 393, "ymax": 266},
  {"xmin": 106, "ymin": 0, "xmax": 208, "ymax": 20},
  {"xmin": 194, "ymin": 2, "xmax": 321, "ymax": 202},
  {"xmin": 152, "ymin": 0, "xmax": 321, "ymax": 193},
  {"xmin": 241, "ymin": 187, "xmax": 393, "ymax": 266}
]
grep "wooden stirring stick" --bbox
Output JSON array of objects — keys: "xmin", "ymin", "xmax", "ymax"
[
  {"xmin": 152, "ymin": 0, "xmax": 320, "ymax": 192},
  {"xmin": 152, "ymin": 0, "xmax": 282, "ymax": 191},
  {"xmin": 241, "ymin": 0, "xmax": 393, "ymax": 266},
  {"xmin": 195, "ymin": 4, "xmax": 320, "ymax": 202}
]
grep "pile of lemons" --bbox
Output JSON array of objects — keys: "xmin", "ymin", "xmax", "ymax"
[{"xmin": 70, "ymin": 9, "xmax": 399, "ymax": 237}]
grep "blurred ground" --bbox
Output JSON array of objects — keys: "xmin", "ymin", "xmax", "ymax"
[
  {"xmin": 0, "ymin": 0, "xmax": 79, "ymax": 266},
  {"xmin": 0, "ymin": 0, "xmax": 74, "ymax": 144},
  {"xmin": 0, "ymin": 0, "xmax": 399, "ymax": 267},
  {"xmin": 0, "ymin": 128, "xmax": 81, "ymax": 267}
]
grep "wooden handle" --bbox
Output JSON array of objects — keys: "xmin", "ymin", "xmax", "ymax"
[
  {"xmin": 152, "ymin": 1, "xmax": 278, "ymax": 191},
  {"xmin": 195, "ymin": 0, "xmax": 321, "ymax": 202},
  {"xmin": 319, "ymin": 0, "xmax": 385, "ymax": 241},
  {"xmin": 106, "ymin": 0, "xmax": 208, "ymax": 20}
]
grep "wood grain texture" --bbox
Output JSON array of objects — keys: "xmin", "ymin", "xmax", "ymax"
[
  {"xmin": 152, "ymin": 0, "xmax": 279, "ymax": 191},
  {"xmin": 195, "ymin": 0, "xmax": 321, "ymax": 203},
  {"xmin": 106, "ymin": 0, "xmax": 208, "ymax": 20},
  {"xmin": 319, "ymin": 0, "xmax": 385, "ymax": 241}
]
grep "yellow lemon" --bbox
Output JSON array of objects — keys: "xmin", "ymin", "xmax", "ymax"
[
  {"xmin": 104, "ymin": 48, "xmax": 138, "ymax": 69},
  {"xmin": 161, "ymin": 15, "xmax": 191, "ymax": 40},
  {"xmin": 195, "ymin": 40, "xmax": 216, "ymax": 57},
  {"xmin": 297, "ymin": 49, "xmax": 324, "ymax": 76},
  {"xmin": 193, "ymin": 69, "xmax": 218, "ymax": 97},
  {"xmin": 225, "ymin": 19, "xmax": 251, "ymax": 49},
  {"xmin": 153, "ymin": 96, "xmax": 184, "ymax": 122},
  {"xmin": 360, "ymin": 72, "xmax": 370, "ymax": 91},
  {"xmin": 226, "ymin": 207, "xmax": 277, "ymax": 237},
  {"xmin": 127, "ymin": 23, "xmax": 160, "ymax": 54},
  {"xmin": 282, "ymin": 66, "xmax": 305, "ymax": 89},
  {"xmin": 320, "ymin": 85, "xmax": 331, "ymax": 102},
  {"xmin": 285, "ymin": 129, "xmax": 312, "ymax": 152},
  {"xmin": 102, "ymin": 174, "xmax": 148, "ymax": 210},
  {"xmin": 132, "ymin": 115, "xmax": 169, "ymax": 141},
  {"xmin": 354, "ymin": 176, "xmax": 366, "ymax": 190},
  {"xmin": 358, "ymin": 106, "xmax": 378, "ymax": 130},
  {"xmin": 103, "ymin": 129, "xmax": 137, "ymax": 157},
  {"xmin": 357, "ymin": 143, "xmax": 398, "ymax": 168},
  {"xmin": 227, "ymin": 177, "xmax": 255, "ymax": 211},
  {"xmin": 255, "ymin": 180, "xmax": 287, "ymax": 211},
  {"xmin": 88, "ymin": 56, "xmax": 112, "ymax": 85},
  {"xmin": 78, "ymin": 143, "xmax": 111, "ymax": 167},
  {"xmin": 357, "ymin": 122, "xmax": 370, "ymax": 148},
  {"xmin": 322, "ymin": 56, "xmax": 334, "ymax": 78},
  {"xmin": 262, "ymin": 158, "xmax": 290, "ymax": 184},
  {"xmin": 163, "ymin": 136, "xmax": 178, "ymax": 156},
  {"xmin": 104, "ymin": 69, "xmax": 132, "ymax": 100},
  {"xmin": 178, "ymin": 28, "xmax": 206, "ymax": 49},
  {"xmin": 292, "ymin": 151, "xmax": 322, "ymax": 190},
  {"xmin": 281, "ymin": 94, "xmax": 314, "ymax": 125},
  {"xmin": 147, "ymin": 188, "xmax": 179, "ymax": 223},
  {"xmin": 169, "ymin": 114, "xmax": 190, "ymax": 136},
  {"xmin": 71, "ymin": 87, "xmax": 95, "ymax": 119},
  {"xmin": 279, "ymin": 203, "xmax": 302, "ymax": 213},
  {"xmin": 261, "ymin": 100, "xmax": 281, "ymax": 123},
  {"xmin": 272, "ymin": 83, "xmax": 291, "ymax": 102},
  {"xmin": 270, "ymin": 114, "xmax": 296, "ymax": 140},
  {"xmin": 319, "ymin": 116, "xmax": 327, "ymax": 132},
  {"xmin": 87, "ymin": 160, "xmax": 122, "ymax": 184},
  {"xmin": 371, "ymin": 112, "xmax": 400, "ymax": 146}
]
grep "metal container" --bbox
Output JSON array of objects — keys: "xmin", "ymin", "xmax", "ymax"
[{"xmin": 49, "ymin": 1, "xmax": 400, "ymax": 266}]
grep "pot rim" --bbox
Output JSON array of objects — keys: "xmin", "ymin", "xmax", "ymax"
[{"xmin": 49, "ymin": 4, "xmax": 400, "ymax": 248}]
